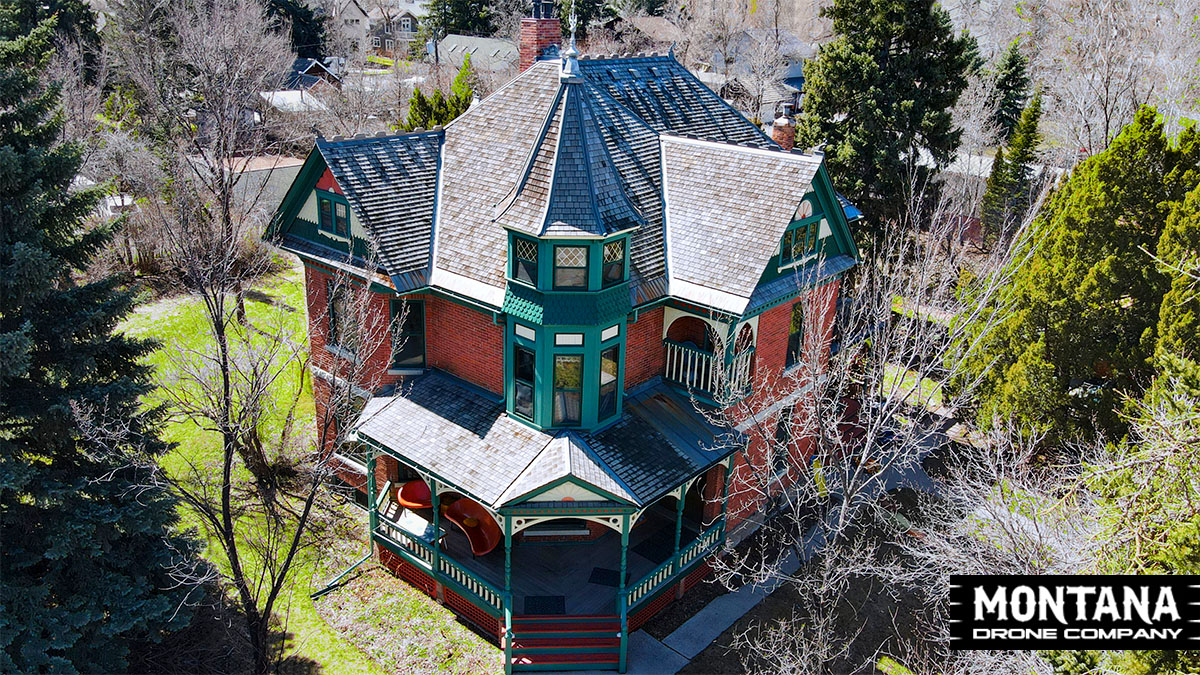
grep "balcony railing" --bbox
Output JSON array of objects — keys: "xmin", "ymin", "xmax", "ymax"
[
  {"xmin": 664, "ymin": 340, "xmax": 754, "ymax": 398},
  {"xmin": 625, "ymin": 517, "xmax": 725, "ymax": 608}
]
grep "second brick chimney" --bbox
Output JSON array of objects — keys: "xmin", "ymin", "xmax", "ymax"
[
  {"xmin": 771, "ymin": 103, "xmax": 796, "ymax": 151},
  {"xmin": 519, "ymin": 0, "xmax": 561, "ymax": 72}
]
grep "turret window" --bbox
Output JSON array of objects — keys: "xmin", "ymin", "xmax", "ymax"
[
  {"xmin": 513, "ymin": 346, "xmax": 536, "ymax": 419},
  {"xmin": 552, "ymin": 354, "xmax": 583, "ymax": 425},
  {"xmin": 553, "ymin": 245, "xmax": 588, "ymax": 289},
  {"xmin": 598, "ymin": 346, "xmax": 619, "ymax": 420},
  {"xmin": 513, "ymin": 236, "xmax": 539, "ymax": 285},
  {"xmin": 602, "ymin": 240, "xmax": 625, "ymax": 287}
]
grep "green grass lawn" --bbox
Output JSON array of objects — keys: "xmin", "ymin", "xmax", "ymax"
[
  {"xmin": 122, "ymin": 259, "xmax": 385, "ymax": 675},
  {"xmin": 882, "ymin": 363, "xmax": 946, "ymax": 410}
]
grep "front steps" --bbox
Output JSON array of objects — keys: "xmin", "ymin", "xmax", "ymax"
[{"xmin": 509, "ymin": 615, "xmax": 621, "ymax": 671}]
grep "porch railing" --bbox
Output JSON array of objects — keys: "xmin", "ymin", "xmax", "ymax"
[
  {"xmin": 625, "ymin": 517, "xmax": 726, "ymax": 608},
  {"xmin": 374, "ymin": 516, "xmax": 503, "ymax": 615},
  {"xmin": 664, "ymin": 341, "xmax": 754, "ymax": 397}
]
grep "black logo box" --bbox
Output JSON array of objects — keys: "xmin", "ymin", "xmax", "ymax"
[{"xmin": 950, "ymin": 575, "xmax": 1200, "ymax": 650}]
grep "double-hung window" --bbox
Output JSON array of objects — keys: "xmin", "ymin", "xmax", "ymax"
[
  {"xmin": 513, "ymin": 237, "xmax": 538, "ymax": 285},
  {"xmin": 553, "ymin": 245, "xmax": 588, "ymax": 289},
  {"xmin": 334, "ymin": 202, "xmax": 349, "ymax": 236},
  {"xmin": 513, "ymin": 346, "xmax": 536, "ymax": 419},
  {"xmin": 390, "ymin": 299, "xmax": 425, "ymax": 369},
  {"xmin": 552, "ymin": 354, "xmax": 583, "ymax": 425},
  {"xmin": 598, "ymin": 346, "xmax": 619, "ymax": 420},
  {"xmin": 327, "ymin": 282, "xmax": 359, "ymax": 354},
  {"xmin": 318, "ymin": 196, "xmax": 334, "ymax": 231},
  {"xmin": 785, "ymin": 303, "xmax": 803, "ymax": 368},
  {"xmin": 602, "ymin": 239, "xmax": 625, "ymax": 287}
]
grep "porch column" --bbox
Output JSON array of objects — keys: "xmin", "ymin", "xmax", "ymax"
[
  {"xmin": 430, "ymin": 479, "xmax": 441, "ymax": 575},
  {"xmin": 504, "ymin": 515, "xmax": 513, "ymax": 599},
  {"xmin": 672, "ymin": 488, "xmax": 685, "ymax": 569},
  {"xmin": 503, "ymin": 515, "xmax": 513, "ymax": 673},
  {"xmin": 366, "ymin": 446, "xmax": 378, "ymax": 538},
  {"xmin": 619, "ymin": 513, "xmax": 630, "ymax": 673}
]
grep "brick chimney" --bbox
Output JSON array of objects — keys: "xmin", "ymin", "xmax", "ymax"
[
  {"xmin": 519, "ymin": 0, "xmax": 560, "ymax": 72},
  {"xmin": 771, "ymin": 103, "xmax": 795, "ymax": 151}
]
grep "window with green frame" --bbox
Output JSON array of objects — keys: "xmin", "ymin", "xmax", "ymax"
[
  {"xmin": 390, "ymin": 299, "xmax": 425, "ymax": 369},
  {"xmin": 318, "ymin": 193, "xmax": 350, "ymax": 237},
  {"xmin": 553, "ymin": 245, "xmax": 588, "ymax": 289},
  {"xmin": 602, "ymin": 239, "xmax": 625, "ymax": 287},
  {"xmin": 773, "ymin": 405, "xmax": 794, "ymax": 476},
  {"xmin": 553, "ymin": 354, "xmax": 583, "ymax": 425},
  {"xmin": 513, "ymin": 345, "xmax": 535, "ymax": 419},
  {"xmin": 786, "ymin": 302, "xmax": 803, "ymax": 368},
  {"xmin": 512, "ymin": 236, "xmax": 539, "ymax": 286},
  {"xmin": 598, "ymin": 345, "xmax": 619, "ymax": 419},
  {"xmin": 780, "ymin": 220, "xmax": 818, "ymax": 266}
]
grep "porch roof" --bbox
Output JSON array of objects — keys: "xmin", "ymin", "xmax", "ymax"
[{"xmin": 352, "ymin": 372, "xmax": 735, "ymax": 510}]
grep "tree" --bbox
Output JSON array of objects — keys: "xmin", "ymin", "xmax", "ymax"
[
  {"xmin": 423, "ymin": 0, "xmax": 492, "ymax": 38},
  {"xmin": 989, "ymin": 38, "xmax": 1029, "ymax": 142},
  {"xmin": 396, "ymin": 54, "xmax": 474, "ymax": 130},
  {"xmin": 961, "ymin": 106, "xmax": 1200, "ymax": 445},
  {"xmin": 980, "ymin": 93, "xmax": 1043, "ymax": 247},
  {"xmin": 267, "ymin": 0, "xmax": 325, "ymax": 58},
  {"xmin": 794, "ymin": 0, "xmax": 977, "ymax": 227},
  {"xmin": 0, "ymin": 19, "xmax": 196, "ymax": 672}
]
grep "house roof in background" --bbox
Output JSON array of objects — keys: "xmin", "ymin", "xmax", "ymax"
[
  {"xmin": 260, "ymin": 89, "xmax": 328, "ymax": 112},
  {"xmin": 436, "ymin": 34, "xmax": 518, "ymax": 72}
]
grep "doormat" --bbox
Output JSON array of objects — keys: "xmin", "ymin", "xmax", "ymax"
[
  {"xmin": 588, "ymin": 567, "xmax": 620, "ymax": 587},
  {"xmin": 523, "ymin": 595, "xmax": 566, "ymax": 615}
]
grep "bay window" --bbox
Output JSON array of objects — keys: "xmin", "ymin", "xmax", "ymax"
[
  {"xmin": 598, "ymin": 346, "xmax": 619, "ymax": 420},
  {"xmin": 513, "ymin": 346, "xmax": 536, "ymax": 419},
  {"xmin": 602, "ymin": 239, "xmax": 625, "ymax": 287},
  {"xmin": 553, "ymin": 354, "xmax": 583, "ymax": 425}
]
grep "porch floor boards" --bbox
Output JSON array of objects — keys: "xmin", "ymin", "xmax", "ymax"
[{"xmin": 437, "ymin": 506, "xmax": 700, "ymax": 616}]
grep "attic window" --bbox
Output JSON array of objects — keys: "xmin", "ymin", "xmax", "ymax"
[
  {"xmin": 334, "ymin": 202, "xmax": 349, "ymax": 236},
  {"xmin": 780, "ymin": 220, "xmax": 818, "ymax": 266},
  {"xmin": 513, "ymin": 236, "xmax": 538, "ymax": 285},
  {"xmin": 553, "ymin": 245, "xmax": 588, "ymax": 290}
]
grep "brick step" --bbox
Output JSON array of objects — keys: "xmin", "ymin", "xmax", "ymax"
[
  {"xmin": 513, "ymin": 614, "xmax": 619, "ymax": 623},
  {"xmin": 511, "ymin": 652, "xmax": 620, "ymax": 671},
  {"xmin": 512, "ymin": 637, "xmax": 620, "ymax": 653},
  {"xmin": 510, "ymin": 623, "xmax": 620, "ymax": 637}
]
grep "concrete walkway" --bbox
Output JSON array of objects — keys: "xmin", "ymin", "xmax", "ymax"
[{"xmin": 554, "ymin": 455, "xmax": 941, "ymax": 675}]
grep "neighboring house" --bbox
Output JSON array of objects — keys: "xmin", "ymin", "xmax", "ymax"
[
  {"xmin": 434, "ymin": 34, "xmax": 518, "ymax": 73},
  {"xmin": 704, "ymin": 27, "xmax": 814, "ymax": 122},
  {"xmin": 324, "ymin": 0, "xmax": 369, "ymax": 55},
  {"xmin": 367, "ymin": 3, "xmax": 425, "ymax": 56},
  {"xmin": 259, "ymin": 89, "xmax": 329, "ymax": 114},
  {"xmin": 283, "ymin": 58, "xmax": 342, "ymax": 91},
  {"xmin": 268, "ymin": 14, "xmax": 860, "ymax": 674}
]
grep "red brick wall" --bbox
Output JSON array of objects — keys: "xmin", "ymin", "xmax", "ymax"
[
  {"xmin": 625, "ymin": 306, "xmax": 665, "ymax": 388},
  {"xmin": 424, "ymin": 295, "xmax": 504, "ymax": 395},
  {"xmin": 665, "ymin": 315, "xmax": 710, "ymax": 347},
  {"xmin": 518, "ymin": 17, "xmax": 560, "ymax": 71},
  {"xmin": 724, "ymin": 279, "xmax": 840, "ymax": 530}
]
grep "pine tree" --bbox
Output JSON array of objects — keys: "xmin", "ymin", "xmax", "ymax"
[
  {"xmin": 961, "ymin": 107, "xmax": 1200, "ymax": 444},
  {"xmin": 267, "ymin": 0, "xmax": 325, "ymax": 59},
  {"xmin": 1149, "ymin": 184, "xmax": 1200, "ymax": 402},
  {"xmin": 0, "ymin": 19, "xmax": 196, "ymax": 672},
  {"xmin": 990, "ymin": 38, "xmax": 1030, "ymax": 141},
  {"xmin": 396, "ymin": 55, "xmax": 475, "ymax": 131},
  {"xmin": 979, "ymin": 93, "xmax": 1042, "ymax": 246},
  {"xmin": 794, "ymin": 0, "xmax": 977, "ymax": 227},
  {"xmin": 448, "ymin": 52, "xmax": 475, "ymax": 118}
]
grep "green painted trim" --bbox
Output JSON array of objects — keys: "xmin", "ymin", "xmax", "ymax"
[
  {"xmin": 506, "ymin": 474, "xmax": 634, "ymax": 507},
  {"xmin": 501, "ymin": 504, "xmax": 637, "ymax": 516},
  {"xmin": 269, "ymin": 148, "xmax": 326, "ymax": 239}
]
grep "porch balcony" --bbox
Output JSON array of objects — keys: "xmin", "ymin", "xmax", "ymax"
[{"xmin": 663, "ymin": 339, "xmax": 755, "ymax": 398}]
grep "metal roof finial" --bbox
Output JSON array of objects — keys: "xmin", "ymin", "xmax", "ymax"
[{"xmin": 560, "ymin": 6, "xmax": 582, "ymax": 82}]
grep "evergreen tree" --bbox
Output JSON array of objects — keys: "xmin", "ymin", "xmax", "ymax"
[
  {"xmin": 960, "ymin": 107, "xmax": 1200, "ymax": 444},
  {"xmin": 990, "ymin": 38, "xmax": 1030, "ymax": 141},
  {"xmin": 980, "ymin": 93, "xmax": 1042, "ymax": 246},
  {"xmin": 423, "ymin": 0, "xmax": 492, "ymax": 37},
  {"xmin": 0, "ymin": 19, "xmax": 196, "ymax": 672},
  {"xmin": 396, "ymin": 55, "xmax": 474, "ymax": 131},
  {"xmin": 1149, "ymin": 184, "xmax": 1200, "ymax": 403},
  {"xmin": 267, "ymin": 0, "xmax": 325, "ymax": 58},
  {"xmin": 794, "ymin": 0, "xmax": 977, "ymax": 227}
]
